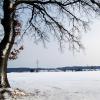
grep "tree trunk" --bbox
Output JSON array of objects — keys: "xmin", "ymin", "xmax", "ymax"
[
  {"xmin": 0, "ymin": 37, "xmax": 15, "ymax": 88},
  {"xmin": 0, "ymin": 51, "xmax": 10, "ymax": 88},
  {"xmin": 0, "ymin": 0, "xmax": 15, "ymax": 88}
]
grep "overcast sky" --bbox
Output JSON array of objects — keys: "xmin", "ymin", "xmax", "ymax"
[{"xmin": 8, "ymin": 18, "xmax": 100, "ymax": 68}]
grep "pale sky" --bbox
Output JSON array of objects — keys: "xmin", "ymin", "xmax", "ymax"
[{"xmin": 8, "ymin": 18, "xmax": 100, "ymax": 68}]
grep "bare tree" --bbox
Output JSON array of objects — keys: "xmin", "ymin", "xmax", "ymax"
[{"xmin": 0, "ymin": 0, "xmax": 100, "ymax": 88}]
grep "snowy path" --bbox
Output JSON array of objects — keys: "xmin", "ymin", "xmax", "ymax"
[{"xmin": 8, "ymin": 71, "xmax": 100, "ymax": 100}]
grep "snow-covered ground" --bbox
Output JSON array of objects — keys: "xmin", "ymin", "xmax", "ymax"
[{"xmin": 7, "ymin": 71, "xmax": 100, "ymax": 100}]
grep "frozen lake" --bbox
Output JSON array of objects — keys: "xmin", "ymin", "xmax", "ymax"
[{"xmin": 7, "ymin": 71, "xmax": 100, "ymax": 100}]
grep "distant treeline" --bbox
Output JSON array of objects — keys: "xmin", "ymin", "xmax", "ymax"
[{"xmin": 7, "ymin": 66, "xmax": 100, "ymax": 73}]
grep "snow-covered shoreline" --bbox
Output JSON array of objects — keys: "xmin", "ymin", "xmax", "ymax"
[{"xmin": 7, "ymin": 71, "xmax": 100, "ymax": 100}]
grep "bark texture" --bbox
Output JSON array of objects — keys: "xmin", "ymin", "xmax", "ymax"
[{"xmin": 0, "ymin": 0, "xmax": 15, "ymax": 88}]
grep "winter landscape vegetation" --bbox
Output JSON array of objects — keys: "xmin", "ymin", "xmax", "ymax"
[{"xmin": 1, "ymin": 0, "xmax": 100, "ymax": 100}]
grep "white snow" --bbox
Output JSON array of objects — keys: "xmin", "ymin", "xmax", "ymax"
[{"xmin": 8, "ymin": 71, "xmax": 100, "ymax": 100}]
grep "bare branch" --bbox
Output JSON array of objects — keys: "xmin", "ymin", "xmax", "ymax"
[
  {"xmin": 12, "ymin": 0, "xmax": 100, "ymax": 50},
  {"xmin": 91, "ymin": 0, "xmax": 100, "ymax": 8},
  {"xmin": 14, "ymin": 0, "xmax": 81, "ymax": 7}
]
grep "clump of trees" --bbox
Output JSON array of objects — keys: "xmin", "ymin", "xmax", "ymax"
[{"xmin": 0, "ymin": 0, "xmax": 100, "ymax": 88}]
